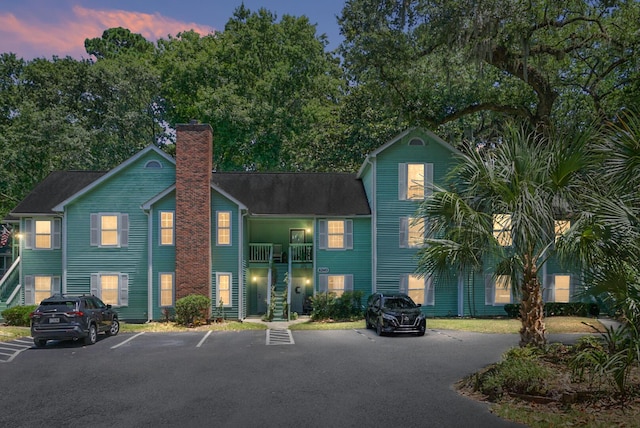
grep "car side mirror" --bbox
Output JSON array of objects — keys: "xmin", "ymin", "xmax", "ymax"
[
  {"xmin": 417, "ymin": 304, "xmax": 422, "ymax": 307},
  {"xmin": 106, "ymin": 304, "xmax": 112, "ymax": 309}
]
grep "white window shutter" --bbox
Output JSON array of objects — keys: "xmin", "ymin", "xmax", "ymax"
[
  {"xmin": 119, "ymin": 274, "xmax": 129, "ymax": 306},
  {"xmin": 24, "ymin": 219, "xmax": 33, "ymax": 249},
  {"xmin": 425, "ymin": 276, "xmax": 435, "ymax": 306},
  {"xmin": 399, "ymin": 274, "xmax": 408, "ymax": 294},
  {"xmin": 485, "ymin": 275, "xmax": 494, "ymax": 305},
  {"xmin": 52, "ymin": 277, "xmax": 61, "ymax": 295},
  {"xmin": 398, "ymin": 163, "xmax": 407, "ymax": 200},
  {"xmin": 318, "ymin": 275, "xmax": 328, "ymax": 293},
  {"xmin": 318, "ymin": 220, "xmax": 327, "ymax": 249},
  {"xmin": 399, "ymin": 217, "xmax": 408, "ymax": 248},
  {"xmin": 24, "ymin": 275, "xmax": 34, "ymax": 305},
  {"xmin": 345, "ymin": 220, "xmax": 353, "ymax": 249},
  {"xmin": 90, "ymin": 274, "xmax": 99, "ymax": 297},
  {"xmin": 120, "ymin": 214, "xmax": 129, "ymax": 247},
  {"xmin": 52, "ymin": 218, "xmax": 61, "ymax": 249},
  {"xmin": 345, "ymin": 275, "xmax": 354, "ymax": 291},
  {"xmin": 424, "ymin": 163, "xmax": 434, "ymax": 197},
  {"xmin": 90, "ymin": 214, "xmax": 99, "ymax": 246}
]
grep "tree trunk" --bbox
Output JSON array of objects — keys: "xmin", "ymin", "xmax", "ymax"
[{"xmin": 519, "ymin": 256, "xmax": 547, "ymax": 347}]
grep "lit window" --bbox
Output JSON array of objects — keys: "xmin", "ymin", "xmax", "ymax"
[
  {"xmin": 34, "ymin": 276, "xmax": 52, "ymax": 303},
  {"xmin": 217, "ymin": 273, "xmax": 231, "ymax": 306},
  {"xmin": 407, "ymin": 164, "xmax": 425, "ymax": 200},
  {"xmin": 493, "ymin": 214, "xmax": 512, "ymax": 246},
  {"xmin": 494, "ymin": 275, "xmax": 512, "ymax": 304},
  {"xmin": 328, "ymin": 221, "xmax": 344, "ymax": 249},
  {"xmin": 328, "ymin": 275, "xmax": 346, "ymax": 297},
  {"xmin": 553, "ymin": 275, "xmax": 570, "ymax": 303},
  {"xmin": 91, "ymin": 213, "xmax": 128, "ymax": 247},
  {"xmin": 160, "ymin": 273, "xmax": 174, "ymax": 306},
  {"xmin": 408, "ymin": 217, "xmax": 424, "ymax": 247},
  {"xmin": 217, "ymin": 212, "xmax": 231, "ymax": 245},
  {"xmin": 34, "ymin": 220, "xmax": 52, "ymax": 249},
  {"xmin": 91, "ymin": 273, "xmax": 128, "ymax": 306},
  {"xmin": 408, "ymin": 275, "xmax": 425, "ymax": 305},
  {"xmin": 160, "ymin": 211, "xmax": 174, "ymax": 245},
  {"xmin": 555, "ymin": 220, "xmax": 570, "ymax": 243}
]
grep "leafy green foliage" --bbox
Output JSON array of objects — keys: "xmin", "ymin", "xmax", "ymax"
[
  {"xmin": 503, "ymin": 303, "xmax": 600, "ymax": 318},
  {"xmin": 310, "ymin": 291, "xmax": 364, "ymax": 321},
  {"xmin": 174, "ymin": 294, "xmax": 210, "ymax": 326},
  {"xmin": 1, "ymin": 305, "xmax": 37, "ymax": 326}
]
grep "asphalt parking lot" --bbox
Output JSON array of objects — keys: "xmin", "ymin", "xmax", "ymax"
[{"xmin": 0, "ymin": 327, "xmax": 542, "ymax": 427}]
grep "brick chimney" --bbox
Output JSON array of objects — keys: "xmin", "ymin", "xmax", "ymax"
[{"xmin": 175, "ymin": 123, "xmax": 213, "ymax": 302}]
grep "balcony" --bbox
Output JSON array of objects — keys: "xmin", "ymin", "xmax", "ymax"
[{"xmin": 249, "ymin": 243, "xmax": 312, "ymax": 264}]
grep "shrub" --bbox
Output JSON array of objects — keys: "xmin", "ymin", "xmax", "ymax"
[
  {"xmin": 175, "ymin": 294, "xmax": 210, "ymax": 326},
  {"xmin": 2, "ymin": 305, "xmax": 37, "ymax": 326},
  {"xmin": 310, "ymin": 291, "xmax": 364, "ymax": 321},
  {"xmin": 504, "ymin": 302, "xmax": 601, "ymax": 318}
]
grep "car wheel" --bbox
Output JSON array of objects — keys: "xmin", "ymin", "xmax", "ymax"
[
  {"xmin": 105, "ymin": 319, "xmax": 120, "ymax": 336},
  {"xmin": 84, "ymin": 324, "xmax": 97, "ymax": 345},
  {"xmin": 376, "ymin": 319, "xmax": 384, "ymax": 336},
  {"xmin": 365, "ymin": 315, "xmax": 372, "ymax": 329},
  {"xmin": 34, "ymin": 338, "xmax": 47, "ymax": 348},
  {"xmin": 417, "ymin": 321, "xmax": 426, "ymax": 337}
]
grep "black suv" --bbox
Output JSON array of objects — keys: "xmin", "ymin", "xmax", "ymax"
[
  {"xmin": 365, "ymin": 293, "xmax": 426, "ymax": 336},
  {"xmin": 30, "ymin": 294, "xmax": 120, "ymax": 347}
]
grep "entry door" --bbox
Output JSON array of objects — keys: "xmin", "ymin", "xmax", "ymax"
[{"xmin": 255, "ymin": 276, "xmax": 268, "ymax": 315}]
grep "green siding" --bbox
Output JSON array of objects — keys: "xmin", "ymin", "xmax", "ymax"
[
  {"xmin": 212, "ymin": 193, "xmax": 241, "ymax": 319},
  {"xmin": 149, "ymin": 194, "xmax": 176, "ymax": 320},
  {"xmin": 65, "ymin": 150, "xmax": 175, "ymax": 320}
]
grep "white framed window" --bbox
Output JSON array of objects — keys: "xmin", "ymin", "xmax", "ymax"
[
  {"xmin": 90, "ymin": 213, "xmax": 129, "ymax": 247},
  {"xmin": 400, "ymin": 217, "xmax": 425, "ymax": 248},
  {"xmin": 545, "ymin": 274, "xmax": 571, "ymax": 303},
  {"xmin": 24, "ymin": 275, "xmax": 61, "ymax": 305},
  {"xmin": 318, "ymin": 220, "xmax": 353, "ymax": 250},
  {"xmin": 24, "ymin": 218, "xmax": 61, "ymax": 250},
  {"xmin": 91, "ymin": 273, "xmax": 129, "ymax": 306},
  {"xmin": 318, "ymin": 274, "xmax": 354, "ymax": 297},
  {"xmin": 485, "ymin": 274, "xmax": 512, "ymax": 305},
  {"xmin": 217, "ymin": 211, "xmax": 231, "ymax": 246},
  {"xmin": 159, "ymin": 273, "xmax": 175, "ymax": 307},
  {"xmin": 554, "ymin": 220, "xmax": 570, "ymax": 244},
  {"xmin": 493, "ymin": 214, "xmax": 512, "ymax": 247},
  {"xmin": 399, "ymin": 163, "xmax": 434, "ymax": 200},
  {"xmin": 159, "ymin": 211, "xmax": 174, "ymax": 246},
  {"xmin": 216, "ymin": 272, "xmax": 232, "ymax": 306},
  {"xmin": 400, "ymin": 274, "xmax": 434, "ymax": 306}
]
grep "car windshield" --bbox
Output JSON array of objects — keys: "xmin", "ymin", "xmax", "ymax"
[{"xmin": 383, "ymin": 297, "xmax": 416, "ymax": 310}]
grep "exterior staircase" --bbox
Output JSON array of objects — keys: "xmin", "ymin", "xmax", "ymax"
[
  {"xmin": 0, "ymin": 257, "xmax": 21, "ymax": 321},
  {"xmin": 270, "ymin": 263, "xmax": 289, "ymax": 321}
]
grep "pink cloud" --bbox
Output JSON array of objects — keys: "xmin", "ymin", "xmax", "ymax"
[{"xmin": 0, "ymin": 6, "xmax": 216, "ymax": 60}]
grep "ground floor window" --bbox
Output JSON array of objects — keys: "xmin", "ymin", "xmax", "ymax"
[
  {"xmin": 400, "ymin": 274, "xmax": 434, "ymax": 306},
  {"xmin": 216, "ymin": 273, "xmax": 232, "ymax": 306},
  {"xmin": 159, "ymin": 273, "xmax": 174, "ymax": 307},
  {"xmin": 91, "ymin": 273, "xmax": 129, "ymax": 306},
  {"xmin": 486, "ymin": 275, "xmax": 512, "ymax": 305},
  {"xmin": 546, "ymin": 274, "xmax": 571, "ymax": 303},
  {"xmin": 318, "ymin": 274, "xmax": 354, "ymax": 297},
  {"xmin": 24, "ymin": 275, "xmax": 61, "ymax": 305}
]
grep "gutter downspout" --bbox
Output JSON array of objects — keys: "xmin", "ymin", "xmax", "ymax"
[
  {"xmin": 238, "ymin": 210, "xmax": 246, "ymax": 320},
  {"xmin": 146, "ymin": 209, "xmax": 153, "ymax": 322}
]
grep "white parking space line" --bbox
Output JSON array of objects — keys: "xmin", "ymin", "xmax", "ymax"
[
  {"xmin": 0, "ymin": 339, "xmax": 32, "ymax": 363},
  {"xmin": 111, "ymin": 332, "xmax": 145, "ymax": 349},
  {"xmin": 196, "ymin": 330, "xmax": 212, "ymax": 348}
]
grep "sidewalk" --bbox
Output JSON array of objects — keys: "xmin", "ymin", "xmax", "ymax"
[{"xmin": 243, "ymin": 315, "xmax": 311, "ymax": 329}]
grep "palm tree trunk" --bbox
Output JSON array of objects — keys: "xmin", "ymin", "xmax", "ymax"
[{"xmin": 519, "ymin": 256, "xmax": 547, "ymax": 347}]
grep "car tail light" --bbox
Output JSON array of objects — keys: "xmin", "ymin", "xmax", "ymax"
[
  {"xmin": 29, "ymin": 311, "xmax": 41, "ymax": 319},
  {"xmin": 66, "ymin": 311, "xmax": 84, "ymax": 317}
]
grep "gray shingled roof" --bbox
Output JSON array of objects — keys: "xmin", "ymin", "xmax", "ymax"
[
  {"xmin": 11, "ymin": 171, "xmax": 107, "ymax": 215},
  {"xmin": 211, "ymin": 172, "xmax": 371, "ymax": 216}
]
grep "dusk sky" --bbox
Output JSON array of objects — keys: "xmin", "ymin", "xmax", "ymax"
[{"xmin": 0, "ymin": 0, "xmax": 347, "ymax": 60}]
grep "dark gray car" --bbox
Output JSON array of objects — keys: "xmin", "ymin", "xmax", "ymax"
[
  {"xmin": 365, "ymin": 293, "xmax": 426, "ymax": 336},
  {"xmin": 30, "ymin": 294, "xmax": 119, "ymax": 347}
]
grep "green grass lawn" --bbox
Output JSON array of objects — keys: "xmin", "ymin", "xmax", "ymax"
[{"xmin": 0, "ymin": 316, "xmax": 605, "ymax": 341}]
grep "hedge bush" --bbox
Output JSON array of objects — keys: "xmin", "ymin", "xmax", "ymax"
[
  {"xmin": 1, "ymin": 305, "xmax": 37, "ymax": 326},
  {"xmin": 175, "ymin": 294, "xmax": 210, "ymax": 326},
  {"xmin": 503, "ymin": 302, "xmax": 600, "ymax": 318},
  {"xmin": 310, "ymin": 291, "xmax": 364, "ymax": 321}
]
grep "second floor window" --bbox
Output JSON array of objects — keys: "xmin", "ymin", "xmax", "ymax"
[
  {"xmin": 160, "ymin": 211, "xmax": 174, "ymax": 246},
  {"xmin": 399, "ymin": 163, "xmax": 434, "ymax": 200},
  {"xmin": 493, "ymin": 214, "xmax": 512, "ymax": 247},
  {"xmin": 217, "ymin": 211, "xmax": 231, "ymax": 245},
  {"xmin": 90, "ymin": 213, "xmax": 129, "ymax": 247},
  {"xmin": 554, "ymin": 220, "xmax": 570, "ymax": 244},
  {"xmin": 24, "ymin": 218, "xmax": 61, "ymax": 250},
  {"xmin": 319, "ymin": 220, "xmax": 353, "ymax": 250}
]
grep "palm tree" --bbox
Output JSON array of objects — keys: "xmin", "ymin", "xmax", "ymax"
[{"xmin": 416, "ymin": 123, "xmax": 594, "ymax": 347}]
